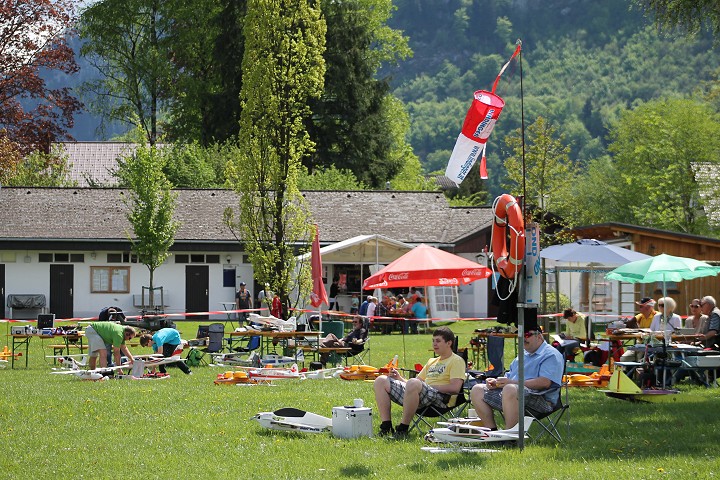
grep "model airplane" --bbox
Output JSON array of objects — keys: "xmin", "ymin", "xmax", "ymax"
[
  {"xmin": 209, "ymin": 351, "xmax": 262, "ymax": 368},
  {"xmin": 339, "ymin": 355, "xmax": 398, "ymax": 381},
  {"xmin": 600, "ymin": 366, "xmax": 680, "ymax": 403},
  {"xmin": 247, "ymin": 313, "xmax": 297, "ymax": 332},
  {"xmin": 301, "ymin": 366, "xmax": 343, "ymax": 380},
  {"xmin": 424, "ymin": 416, "xmax": 535, "ymax": 444},
  {"xmin": 51, "ymin": 356, "xmax": 184, "ymax": 381},
  {"xmin": 247, "ymin": 363, "xmax": 302, "ymax": 380},
  {"xmin": 214, "ymin": 370, "xmax": 260, "ymax": 385},
  {"xmin": 253, "ymin": 407, "xmax": 332, "ymax": 434}
]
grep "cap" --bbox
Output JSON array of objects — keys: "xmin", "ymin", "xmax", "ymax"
[
  {"xmin": 239, "ymin": 281, "xmax": 246, "ymax": 286},
  {"xmin": 397, "ymin": 294, "xmax": 404, "ymax": 300},
  {"xmin": 636, "ymin": 297, "xmax": 655, "ymax": 306}
]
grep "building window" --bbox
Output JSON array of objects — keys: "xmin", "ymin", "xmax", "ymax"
[
  {"xmin": 106, "ymin": 253, "xmax": 137, "ymax": 263},
  {"xmin": 175, "ymin": 254, "xmax": 189, "ymax": 263},
  {"xmin": 39, "ymin": 253, "xmax": 53, "ymax": 262},
  {"xmin": 91, "ymin": 266, "xmax": 130, "ymax": 293},
  {"xmin": 70, "ymin": 253, "xmax": 85, "ymax": 263},
  {"xmin": 223, "ymin": 266, "xmax": 236, "ymax": 287}
]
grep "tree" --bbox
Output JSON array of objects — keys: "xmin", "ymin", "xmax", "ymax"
[
  {"xmin": 502, "ymin": 116, "xmax": 576, "ymax": 245},
  {"xmin": 607, "ymin": 97, "xmax": 720, "ymax": 234},
  {"xmin": 298, "ymin": 165, "xmax": 367, "ymax": 190},
  {"xmin": 306, "ymin": 0, "xmax": 412, "ymax": 188},
  {"xmin": 0, "ymin": 0, "xmax": 82, "ymax": 155},
  {"xmin": 634, "ymin": 0, "xmax": 720, "ymax": 38},
  {"xmin": 78, "ymin": 0, "xmax": 173, "ymax": 145},
  {"xmin": 116, "ymin": 142, "xmax": 180, "ymax": 307},
  {"xmin": 226, "ymin": 0, "xmax": 326, "ymax": 317},
  {"xmin": 162, "ymin": 0, "xmax": 246, "ymax": 145}
]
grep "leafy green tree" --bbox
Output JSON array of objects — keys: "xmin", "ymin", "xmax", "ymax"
[
  {"xmin": 298, "ymin": 165, "xmax": 366, "ymax": 191},
  {"xmin": 226, "ymin": 0, "xmax": 325, "ymax": 317},
  {"xmin": 607, "ymin": 97, "xmax": 720, "ymax": 234},
  {"xmin": 162, "ymin": 142, "xmax": 224, "ymax": 188},
  {"xmin": 307, "ymin": 0, "xmax": 411, "ymax": 188},
  {"xmin": 163, "ymin": 0, "xmax": 246, "ymax": 145},
  {"xmin": 0, "ymin": 146, "xmax": 75, "ymax": 187},
  {"xmin": 78, "ymin": 0, "xmax": 173, "ymax": 145},
  {"xmin": 634, "ymin": 0, "xmax": 720, "ymax": 38},
  {"xmin": 503, "ymin": 116, "xmax": 576, "ymax": 244},
  {"xmin": 116, "ymin": 142, "xmax": 180, "ymax": 307}
]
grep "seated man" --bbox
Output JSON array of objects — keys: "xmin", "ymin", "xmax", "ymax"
[
  {"xmin": 700, "ymin": 295, "xmax": 720, "ymax": 349},
  {"xmin": 319, "ymin": 316, "xmax": 368, "ymax": 364},
  {"xmin": 471, "ymin": 328, "xmax": 563, "ymax": 430},
  {"xmin": 373, "ymin": 326, "xmax": 465, "ymax": 439}
]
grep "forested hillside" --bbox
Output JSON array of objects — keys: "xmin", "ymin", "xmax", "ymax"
[{"xmin": 385, "ymin": 0, "xmax": 719, "ymax": 198}]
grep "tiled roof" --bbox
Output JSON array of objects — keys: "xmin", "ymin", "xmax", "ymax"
[
  {"xmin": 0, "ymin": 188, "xmax": 491, "ymax": 246},
  {"xmin": 57, "ymin": 142, "xmax": 168, "ymax": 186},
  {"xmin": 57, "ymin": 142, "xmax": 129, "ymax": 186}
]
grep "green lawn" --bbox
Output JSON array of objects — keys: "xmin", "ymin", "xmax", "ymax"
[{"xmin": 1, "ymin": 320, "xmax": 718, "ymax": 479}]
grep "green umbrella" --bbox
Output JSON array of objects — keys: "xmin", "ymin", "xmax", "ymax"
[
  {"xmin": 606, "ymin": 253, "xmax": 720, "ymax": 334},
  {"xmin": 605, "ymin": 253, "xmax": 720, "ymax": 284}
]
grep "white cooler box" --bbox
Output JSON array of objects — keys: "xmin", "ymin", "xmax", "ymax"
[
  {"xmin": 332, "ymin": 406, "xmax": 373, "ymax": 439},
  {"xmin": 685, "ymin": 355, "xmax": 720, "ymax": 367}
]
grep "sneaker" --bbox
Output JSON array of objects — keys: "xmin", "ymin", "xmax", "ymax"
[
  {"xmin": 392, "ymin": 429, "xmax": 409, "ymax": 441},
  {"xmin": 378, "ymin": 426, "xmax": 394, "ymax": 438}
]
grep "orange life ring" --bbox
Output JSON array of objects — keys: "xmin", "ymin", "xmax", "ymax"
[{"xmin": 491, "ymin": 194, "xmax": 525, "ymax": 279}]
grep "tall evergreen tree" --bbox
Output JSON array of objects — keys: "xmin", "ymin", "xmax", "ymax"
[
  {"xmin": 307, "ymin": 0, "xmax": 411, "ymax": 188},
  {"xmin": 226, "ymin": 0, "xmax": 326, "ymax": 316}
]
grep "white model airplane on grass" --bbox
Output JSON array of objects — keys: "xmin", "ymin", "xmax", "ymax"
[
  {"xmin": 424, "ymin": 416, "xmax": 534, "ymax": 445},
  {"xmin": 300, "ymin": 366, "xmax": 343, "ymax": 380},
  {"xmin": 253, "ymin": 407, "xmax": 332, "ymax": 434},
  {"xmin": 209, "ymin": 351, "xmax": 262, "ymax": 368},
  {"xmin": 50, "ymin": 355, "xmax": 184, "ymax": 381}
]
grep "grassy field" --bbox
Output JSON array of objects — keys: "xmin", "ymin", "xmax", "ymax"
[{"xmin": 1, "ymin": 319, "xmax": 719, "ymax": 479}]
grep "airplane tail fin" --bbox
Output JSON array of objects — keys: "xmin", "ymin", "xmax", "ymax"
[{"xmin": 507, "ymin": 416, "xmax": 534, "ymax": 434}]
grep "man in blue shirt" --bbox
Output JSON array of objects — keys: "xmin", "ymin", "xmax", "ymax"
[
  {"xmin": 470, "ymin": 328, "xmax": 563, "ymax": 430},
  {"xmin": 139, "ymin": 328, "xmax": 192, "ymax": 375},
  {"xmin": 358, "ymin": 295, "xmax": 371, "ymax": 316},
  {"xmin": 408, "ymin": 295, "xmax": 427, "ymax": 334}
]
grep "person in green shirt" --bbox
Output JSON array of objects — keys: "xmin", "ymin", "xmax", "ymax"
[
  {"xmin": 85, "ymin": 322, "xmax": 137, "ymax": 369},
  {"xmin": 563, "ymin": 308, "xmax": 587, "ymax": 340}
]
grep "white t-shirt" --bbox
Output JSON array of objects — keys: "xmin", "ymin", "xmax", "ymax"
[
  {"xmin": 366, "ymin": 302, "xmax": 377, "ymax": 318},
  {"xmin": 649, "ymin": 313, "xmax": 682, "ymax": 331}
]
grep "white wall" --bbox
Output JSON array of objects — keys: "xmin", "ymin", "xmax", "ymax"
[{"xmin": 1, "ymin": 250, "xmax": 253, "ymax": 320}]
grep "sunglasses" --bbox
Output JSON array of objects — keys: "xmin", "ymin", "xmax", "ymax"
[
  {"xmin": 657, "ymin": 303, "xmax": 665, "ymax": 307},
  {"xmin": 690, "ymin": 304, "xmax": 700, "ymax": 308}
]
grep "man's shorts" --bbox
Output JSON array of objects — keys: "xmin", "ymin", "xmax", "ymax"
[
  {"xmin": 483, "ymin": 385, "xmax": 554, "ymax": 413},
  {"xmin": 388, "ymin": 378, "xmax": 449, "ymax": 410},
  {"xmin": 84, "ymin": 326, "xmax": 107, "ymax": 358}
]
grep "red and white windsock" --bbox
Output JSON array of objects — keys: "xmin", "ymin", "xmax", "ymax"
[{"xmin": 444, "ymin": 44, "xmax": 521, "ymax": 186}]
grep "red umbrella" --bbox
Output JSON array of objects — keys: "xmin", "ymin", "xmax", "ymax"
[{"xmin": 362, "ymin": 244, "xmax": 491, "ymax": 290}]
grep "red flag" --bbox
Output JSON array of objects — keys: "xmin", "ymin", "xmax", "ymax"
[{"xmin": 309, "ymin": 225, "xmax": 329, "ymax": 308}]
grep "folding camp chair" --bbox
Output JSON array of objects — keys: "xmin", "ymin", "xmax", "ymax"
[
  {"xmin": 526, "ymin": 369, "xmax": 570, "ymax": 443},
  {"xmin": 193, "ymin": 323, "xmax": 225, "ymax": 366},
  {"xmin": 234, "ymin": 335, "xmax": 261, "ymax": 353},
  {"xmin": 346, "ymin": 336, "xmax": 370, "ymax": 365},
  {"xmin": 346, "ymin": 317, "xmax": 371, "ymax": 364},
  {"xmin": 409, "ymin": 389, "xmax": 469, "ymax": 435}
]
